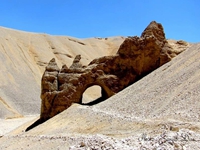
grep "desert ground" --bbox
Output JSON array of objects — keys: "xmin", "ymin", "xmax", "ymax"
[{"xmin": 0, "ymin": 25, "xmax": 200, "ymax": 149}]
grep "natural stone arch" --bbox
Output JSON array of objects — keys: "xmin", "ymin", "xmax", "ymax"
[
  {"xmin": 82, "ymin": 84, "xmax": 108, "ymax": 105},
  {"xmin": 82, "ymin": 85, "xmax": 101, "ymax": 104},
  {"xmin": 40, "ymin": 21, "xmax": 176, "ymax": 122},
  {"xmin": 71, "ymin": 75, "xmax": 115, "ymax": 105}
]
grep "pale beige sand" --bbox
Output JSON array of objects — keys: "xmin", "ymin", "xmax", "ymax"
[
  {"xmin": 1, "ymin": 43, "xmax": 200, "ymax": 149},
  {"xmin": 0, "ymin": 116, "xmax": 38, "ymax": 136}
]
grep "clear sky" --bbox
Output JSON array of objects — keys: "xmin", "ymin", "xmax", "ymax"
[{"xmin": 0, "ymin": 0, "xmax": 199, "ymax": 42}]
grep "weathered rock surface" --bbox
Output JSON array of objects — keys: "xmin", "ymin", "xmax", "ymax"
[
  {"xmin": 40, "ymin": 21, "xmax": 189, "ymax": 121},
  {"xmin": 0, "ymin": 22, "xmax": 190, "ymax": 119}
]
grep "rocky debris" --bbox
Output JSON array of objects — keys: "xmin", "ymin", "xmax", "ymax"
[
  {"xmin": 67, "ymin": 129, "xmax": 200, "ymax": 150},
  {"xmin": 1, "ymin": 129, "xmax": 200, "ymax": 149},
  {"xmin": 167, "ymin": 39, "xmax": 191, "ymax": 58},
  {"xmin": 40, "ymin": 21, "xmax": 189, "ymax": 121}
]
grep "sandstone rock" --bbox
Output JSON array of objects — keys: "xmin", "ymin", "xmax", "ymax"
[
  {"xmin": 40, "ymin": 58, "xmax": 59, "ymax": 120},
  {"xmin": 40, "ymin": 21, "xmax": 183, "ymax": 121}
]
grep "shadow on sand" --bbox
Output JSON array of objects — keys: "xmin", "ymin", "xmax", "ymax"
[{"xmin": 25, "ymin": 96, "xmax": 106, "ymax": 132}]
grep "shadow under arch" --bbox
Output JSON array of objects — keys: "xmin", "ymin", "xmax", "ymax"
[{"xmin": 26, "ymin": 83, "xmax": 112, "ymax": 132}]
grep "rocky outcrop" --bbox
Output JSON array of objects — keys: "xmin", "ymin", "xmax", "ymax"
[{"xmin": 40, "ymin": 21, "xmax": 187, "ymax": 121}]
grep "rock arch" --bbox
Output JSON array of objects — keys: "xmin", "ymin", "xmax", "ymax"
[
  {"xmin": 82, "ymin": 85, "xmax": 107, "ymax": 105},
  {"xmin": 40, "ymin": 21, "xmax": 176, "ymax": 122}
]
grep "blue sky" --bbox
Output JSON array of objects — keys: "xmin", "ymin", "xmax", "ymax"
[{"xmin": 0, "ymin": 0, "xmax": 199, "ymax": 42}]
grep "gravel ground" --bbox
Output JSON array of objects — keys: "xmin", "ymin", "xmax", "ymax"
[{"xmin": 1, "ymin": 129, "xmax": 200, "ymax": 150}]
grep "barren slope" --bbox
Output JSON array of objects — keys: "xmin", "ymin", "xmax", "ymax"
[
  {"xmin": 0, "ymin": 27, "xmax": 124, "ymax": 118},
  {"xmin": 27, "ymin": 43, "xmax": 200, "ymax": 134},
  {"xmin": 1, "ymin": 43, "xmax": 200, "ymax": 149}
]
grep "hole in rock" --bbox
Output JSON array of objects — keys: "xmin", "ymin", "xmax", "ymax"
[{"xmin": 82, "ymin": 85, "xmax": 101, "ymax": 104}]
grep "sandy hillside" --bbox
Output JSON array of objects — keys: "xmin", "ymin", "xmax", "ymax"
[
  {"xmin": 0, "ymin": 26, "xmax": 124, "ymax": 119},
  {"xmin": 1, "ymin": 43, "xmax": 200, "ymax": 149}
]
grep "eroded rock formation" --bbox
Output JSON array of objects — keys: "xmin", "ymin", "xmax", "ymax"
[{"xmin": 40, "ymin": 21, "xmax": 187, "ymax": 121}]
